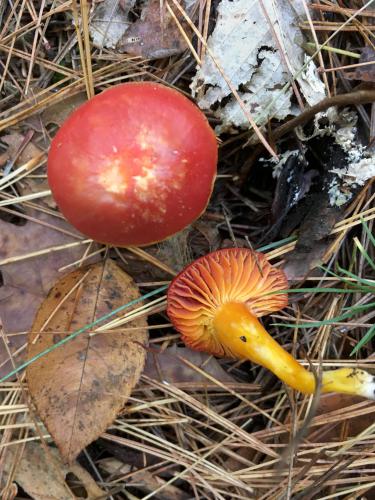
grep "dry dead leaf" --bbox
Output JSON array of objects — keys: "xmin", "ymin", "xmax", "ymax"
[
  {"xmin": 117, "ymin": 230, "xmax": 192, "ymax": 283},
  {"xmin": 192, "ymin": 220, "xmax": 221, "ymax": 253},
  {"xmin": 344, "ymin": 47, "xmax": 375, "ymax": 83},
  {"xmin": 1, "ymin": 483, "xmax": 17, "ymax": 500},
  {"xmin": 144, "ymin": 345, "xmax": 238, "ymax": 385},
  {"xmin": 0, "ymin": 208, "xmax": 97, "ymax": 378},
  {"xmin": 1, "ymin": 132, "xmax": 55, "ymax": 208},
  {"xmin": 90, "ymin": 0, "xmax": 135, "ymax": 49},
  {"xmin": 1, "ymin": 132, "xmax": 42, "ymax": 166},
  {"xmin": 27, "ymin": 259, "xmax": 148, "ymax": 463},
  {"xmin": 99, "ymin": 457, "xmax": 190, "ymax": 499},
  {"xmin": 153, "ymin": 229, "xmax": 192, "ymax": 273},
  {"xmin": 2, "ymin": 441, "xmax": 105, "ymax": 499},
  {"xmin": 41, "ymin": 92, "xmax": 87, "ymax": 128},
  {"xmin": 281, "ymin": 390, "xmax": 375, "ymax": 447},
  {"xmin": 117, "ymin": 0, "xmax": 192, "ymax": 59},
  {"xmin": 0, "ymin": 152, "xmax": 9, "ymax": 167},
  {"xmin": 191, "ymin": 0, "xmax": 326, "ymax": 134},
  {"xmin": 310, "ymin": 393, "xmax": 375, "ymax": 440}
]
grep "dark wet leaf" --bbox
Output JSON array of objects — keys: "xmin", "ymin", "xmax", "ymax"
[{"xmin": 283, "ymin": 191, "xmax": 342, "ymax": 281}]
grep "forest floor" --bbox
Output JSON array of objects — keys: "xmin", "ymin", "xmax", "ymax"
[{"xmin": 0, "ymin": 1, "xmax": 375, "ymax": 499}]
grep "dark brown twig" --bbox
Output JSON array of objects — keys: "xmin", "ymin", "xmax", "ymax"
[{"xmin": 239, "ymin": 89, "xmax": 375, "ymax": 185}]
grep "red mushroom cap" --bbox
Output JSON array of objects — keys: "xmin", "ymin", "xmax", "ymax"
[
  {"xmin": 167, "ymin": 248, "xmax": 288, "ymax": 356},
  {"xmin": 47, "ymin": 82, "xmax": 217, "ymax": 246}
]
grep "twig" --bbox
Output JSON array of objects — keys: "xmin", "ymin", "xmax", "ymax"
[{"xmin": 239, "ymin": 89, "xmax": 375, "ymax": 184}]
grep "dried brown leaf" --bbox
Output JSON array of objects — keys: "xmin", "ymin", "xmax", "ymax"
[
  {"xmin": 41, "ymin": 92, "xmax": 87, "ymax": 128},
  {"xmin": 1, "ymin": 132, "xmax": 42, "ymax": 165},
  {"xmin": 311, "ymin": 393, "xmax": 375, "ymax": 439},
  {"xmin": 2, "ymin": 441, "xmax": 105, "ymax": 499},
  {"xmin": 27, "ymin": 259, "xmax": 148, "ymax": 463},
  {"xmin": 144, "ymin": 345, "xmax": 237, "ymax": 385},
  {"xmin": 1, "ymin": 132, "xmax": 55, "ymax": 207},
  {"xmin": 99, "ymin": 457, "xmax": 190, "ymax": 499},
  {"xmin": 90, "ymin": 0, "xmax": 135, "ymax": 49},
  {"xmin": 0, "ymin": 209, "xmax": 97, "ymax": 377},
  {"xmin": 0, "ymin": 152, "xmax": 9, "ymax": 167},
  {"xmin": 281, "ymin": 392, "xmax": 375, "ymax": 451},
  {"xmin": 344, "ymin": 47, "xmax": 375, "ymax": 83},
  {"xmin": 117, "ymin": 0, "xmax": 190, "ymax": 59},
  {"xmin": 193, "ymin": 220, "xmax": 221, "ymax": 252},
  {"xmin": 1, "ymin": 483, "xmax": 17, "ymax": 500}
]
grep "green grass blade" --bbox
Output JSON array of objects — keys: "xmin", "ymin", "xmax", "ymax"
[
  {"xmin": 272, "ymin": 309, "xmax": 360, "ymax": 329},
  {"xmin": 263, "ymin": 287, "xmax": 369, "ymax": 297},
  {"xmin": 342, "ymin": 301, "xmax": 375, "ymax": 311},
  {"xmin": 256, "ymin": 236, "xmax": 297, "ymax": 253},
  {"xmin": 353, "ymin": 237, "xmax": 375, "ymax": 272},
  {"xmin": 0, "ymin": 284, "xmax": 168, "ymax": 383},
  {"xmin": 319, "ymin": 264, "xmax": 375, "ymax": 290},
  {"xmin": 361, "ymin": 217, "xmax": 375, "ymax": 248},
  {"xmin": 336, "ymin": 265, "xmax": 375, "ymax": 287},
  {"xmin": 350, "ymin": 324, "xmax": 375, "ymax": 356}
]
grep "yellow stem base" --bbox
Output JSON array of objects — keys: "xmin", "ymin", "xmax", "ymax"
[{"xmin": 213, "ymin": 302, "xmax": 374, "ymax": 399}]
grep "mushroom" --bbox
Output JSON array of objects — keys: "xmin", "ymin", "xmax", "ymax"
[
  {"xmin": 48, "ymin": 82, "xmax": 217, "ymax": 246},
  {"xmin": 167, "ymin": 248, "xmax": 375, "ymax": 399}
]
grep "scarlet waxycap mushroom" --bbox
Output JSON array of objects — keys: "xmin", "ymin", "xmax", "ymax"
[
  {"xmin": 167, "ymin": 248, "xmax": 375, "ymax": 399},
  {"xmin": 48, "ymin": 82, "xmax": 217, "ymax": 246}
]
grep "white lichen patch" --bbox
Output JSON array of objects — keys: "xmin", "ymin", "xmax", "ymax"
[
  {"xmin": 331, "ymin": 150, "xmax": 375, "ymax": 206},
  {"xmin": 293, "ymin": 105, "xmax": 375, "ymax": 207},
  {"xmin": 326, "ymin": 111, "xmax": 375, "ymax": 206},
  {"xmin": 298, "ymin": 55, "xmax": 326, "ymax": 105},
  {"xmin": 210, "ymin": 51, "xmax": 295, "ymax": 134},
  {"xmin": 331, "ymin": 157, "xmax": 375, "ymax": 188},
  {"xmin": 327, "ymin": 179, "xmax": 351, "ymax": 207},
  {"xmin": 296, "ymin": 107, "xmax": 357, "ymax": 143},
  {"xmin": 263, "ymin": 149, "xmax": 300, "ymax": 178},
  {"xmin": 191, "ymin": 0, "xmax": 326, "ymax": 134}
]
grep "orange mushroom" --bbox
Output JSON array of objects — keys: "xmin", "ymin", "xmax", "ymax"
[{"xmin": 167, "ymin": 248, "xmax": 375, "ymax": 399}]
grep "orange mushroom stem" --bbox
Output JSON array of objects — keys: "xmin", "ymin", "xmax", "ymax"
[{"xmin": 167, "ymin": 248, "xmax": 375, "ymax": 399}]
